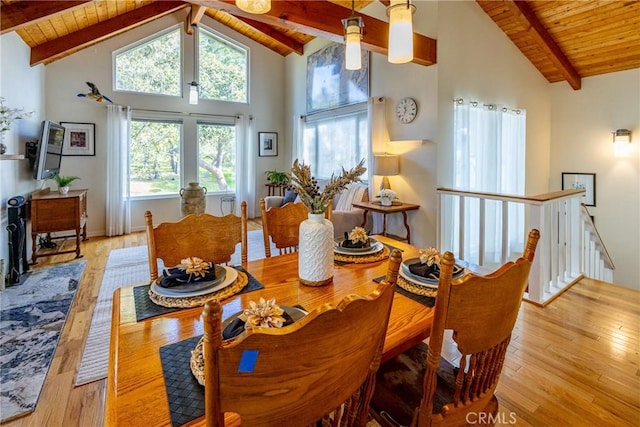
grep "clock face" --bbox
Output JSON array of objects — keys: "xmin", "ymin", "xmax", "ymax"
[{"xmin": 396, "ymin": 97, "xmax": 418, "ymax": 123}]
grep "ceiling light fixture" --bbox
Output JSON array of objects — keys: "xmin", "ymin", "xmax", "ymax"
[
  {"xmin": 189, "ymin": 24, "xmax": 199, "ymax": 105},
  {"xmin": 387, "ymin": 0, "xmax": 415, "ymax": 64},
  {"xmin": 236, "ymin": 0, "xmax": 271, "ymax": 14},
  {"xmin": 342, "ymin": 0, "xmax": 364, "ymax": 71}
]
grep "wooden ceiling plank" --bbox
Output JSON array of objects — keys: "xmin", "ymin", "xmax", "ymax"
[
  {"xmin": 191, "ymin": 0, "xmax": 437, "ymax": 66},
  {"xmin": 504, "ymin": 0, "xmax": 581, "ymax": 90},
  {"xmin": 72, "ymin": 7, "xmax": 90, "ymax": 30},
  {"xmin": 36, "ymin": 19, "xmax": 58, "ymax": 42},
  {"xmin": 30, "ymin": 1, "xmax": 188, "ymax": 66},
  {"xmin": 235, "ymin": 15, "xmax": 304, "ymax": 55},
  {"xmin": 0, "ymin": 1, "xmax": 91, "ymax": 35}
]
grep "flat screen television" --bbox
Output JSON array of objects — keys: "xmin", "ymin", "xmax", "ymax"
[{"xmin": 33, "ymin": 120, "xmax": 65, "ymax": 180}]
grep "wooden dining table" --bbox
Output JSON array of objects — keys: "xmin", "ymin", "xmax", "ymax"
[{"xmin": 105, "ymin": 236, "xmax": 435, "ymax": 426}]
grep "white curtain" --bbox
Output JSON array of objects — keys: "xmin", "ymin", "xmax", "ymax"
[
  {"xmin": 235, "ymin": 114, "xmax": 256, "ymax": 217},
  {"xmin": 449, "ymin": 100, "xmax": 526, "ymax": 263},
  {"xmin": 368, "ymin": 96, "xmax": 388, "ymax": 234},
  {"xmin": 292, "ymin": 114, "xmax": 304, "ymax": 162},
  {"xmin": 106, "ymin": 104, "xmax": 132, "ymax": 236}
]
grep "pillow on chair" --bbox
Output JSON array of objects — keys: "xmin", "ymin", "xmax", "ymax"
[
  {"xmin": 283, "ymin": 188, "xmax": 297, "ymax": 205},
  {"xmin": 334, "ymin": 183, "xmax": 366, "ymax": 211}
]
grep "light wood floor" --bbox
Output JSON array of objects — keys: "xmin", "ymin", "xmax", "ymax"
[{"xmin": 3, "ymin": 221, "xmax": 638, "ymax": 426}]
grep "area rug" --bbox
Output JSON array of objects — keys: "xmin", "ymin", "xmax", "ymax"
[
  {"xmin": 0, "ymin": 261, "xmax": 86, "ymax": 423},
  {"xmin": 75, "ymin": 229, "xmax": 274, "ymax": 386}
]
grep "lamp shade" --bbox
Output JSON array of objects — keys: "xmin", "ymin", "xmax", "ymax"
[
  {"xmin": 344, "ymin": 17, "xmax": 363, "ymax": 71},
  {"xmin": 613, "ymin": 128, "xmax": 632, "ymax": 157},
  {"xmin": 236, "ymin": 0, "xmax": 271, "ymax": 14},
  {"xmin": 373, "ymin": 154, "xmax": 400, "ymax": 176},
  {"xmin": 388, "ymin": 0, "xmax": 415, "ymax": 64}
]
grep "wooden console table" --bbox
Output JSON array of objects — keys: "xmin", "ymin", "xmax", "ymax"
[
  {"xmin": 30, "ymin": 188, "xmax": 88, "ymax": 263},
  {"xmin": 265, "ymin": 183, "xmax": 286, "ymax": 196},
  {"xmin": 352, "ymin": 201, "xmax": 420, "ymax": 244}
]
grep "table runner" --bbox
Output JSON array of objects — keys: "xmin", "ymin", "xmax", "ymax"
[{"xmin": 134, "ymin": 266, "xmax": 265, "ymax": 321}]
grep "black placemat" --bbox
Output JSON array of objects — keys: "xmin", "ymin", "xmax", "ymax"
[
  {"xmin": 159, "ymin": 336, "xmax": 204, "ymax": 426},
  {"xmin": 374, "ymin": 276, "xmax": 436, "ymax": 307},
  {"xmin": 134, "ymin": 266, "xmax": 265, "ymax": 322}
]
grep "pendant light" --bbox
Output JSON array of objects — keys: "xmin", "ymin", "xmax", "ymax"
[
  {"xmin": 189, "ymin": 24, "xmax": 199, "ymax": 105},
  {"xmin": 342, "ymin": 0, "xmax": 364, "ymax": 71},
  {"xmin": 236, "ymin": 0, "xmax": 271, "ymax": 14},
  {"xmin": 387, "ymin": 0, "xmax": 415, "ymax": 64}
]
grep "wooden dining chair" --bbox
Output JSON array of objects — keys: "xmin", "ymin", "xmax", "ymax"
[
  {"xmin": 144, "ymin": 201, "xmax": 247, "ymax": 282},
  {"xmin": 201, "ymin": 249, "xmax": 403, "ymax": 427},
  {"xmin": 259, "ymin": 198, "xmax": 309, "ymax": 257},
  {"xmin": 370, "ymin": 229, "xmax": 540, "ymax": 427}
]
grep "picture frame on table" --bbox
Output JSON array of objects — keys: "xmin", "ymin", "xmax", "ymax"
[
  {"xmin": 258, "ymin": 132, "xmax": 278, "ymax": 157},
  {"xmin": 60, "ymin": 122, "xmax": 95, "ymax": 156},
  {"xmin": 562, "ymin": 172, "xmax": 596, "ymax": 206}
]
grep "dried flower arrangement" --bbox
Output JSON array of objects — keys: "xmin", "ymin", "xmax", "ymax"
[
  {"xmin": 287, "ymin": 159, "xmax": 366, "ymax": 214},
  {"xmin": 178, "ymin": 256, "xmax": 213, "ymax": 280},
  {"xmin": 408, "ymin": 247, "xmax": 442, "ymax": 278},
  {"xmin": 419, "ymin": 248, "xmax": 441, "ymax": 267},
  {"xmin": 239, "ymin": 297, "xmax": 286, "ymax": 329},
  {"xmin": 348, "ymin": 226, "xmax": 368, "ymax": 244},
  {"xmin": 0, "ymin": 97, "xmax": 33, "ymax": 135}
]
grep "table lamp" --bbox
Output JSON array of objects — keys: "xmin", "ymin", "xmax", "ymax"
[{"xmin": 373, "ymin": 154, "xmax": 400, "ymax": 190}]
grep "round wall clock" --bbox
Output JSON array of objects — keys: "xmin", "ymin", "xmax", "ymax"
[{"xmin": 396, "ymin": 97, "xmax": 418, "ymax": 124}]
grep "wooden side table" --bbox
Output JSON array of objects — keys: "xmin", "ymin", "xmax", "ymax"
[
  {"xmin": 265, "ymin": 183, "xmax": 286, "ymax": 196},
  {"xmin": 352, "ymin": 201, "xmax": 420, "ymax": 244}
]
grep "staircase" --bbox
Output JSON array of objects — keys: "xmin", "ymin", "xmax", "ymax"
[{"xmin": 437, "ymin": 188, "xmax": 614, "ymax": 306}]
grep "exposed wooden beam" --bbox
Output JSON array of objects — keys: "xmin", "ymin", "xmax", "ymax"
[
  {"xmin": 192, "ymin": 0, "xmax": 437, "ymax": 66},
  {"xmin": 30, "ymin": 2, "xmax": 187, "ymax": 66},
  {"xmin": 186, "ymin": 4, "xmax": 207, "ymax": 34},
  {"xmin": 234, "ymin": 15, "xmax": 304, "ymax": 55},
  {"xmin": 0, "ymin": 1, "xmax": 91, "ymax": 35},
  {"xmin": 504, "ymin": 0, "xmax": 582, "ymax": 90}
]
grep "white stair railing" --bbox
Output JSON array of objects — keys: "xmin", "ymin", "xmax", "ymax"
[{"xmin": 437, "ymin": 188, "xmax": 614, "ymax": 306}]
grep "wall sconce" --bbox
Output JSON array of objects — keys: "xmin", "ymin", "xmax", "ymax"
[
  {"xmin": 236, "ymin": 0, "xmax": 271, "ymax": 14},
  {"xmin": 342, "ymin": 0, "xmax": 364, "ymax": 71},
  {"xmin": 387, "ymin": 0, "xmax": 415, "ymax": 64},
  {"xmin": 613, "ymin": 128, "xmax": 631, "ymax": 157},
  {"xmin": 189, "ymin": 24, "xmax": 199, "ymax": 105},
  {"xmin": 373, "ymin": 154, "xmax": 400, "ymax": 190}
]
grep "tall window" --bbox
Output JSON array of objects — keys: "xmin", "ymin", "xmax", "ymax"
[
  {"xmin": 199, "ymin": 28, "xmax": 248, "ymax": 103},
  {"xmin": 129, "ymin": 119, "xmax": 182, "ymax": 197},
  {"xmin": 448, "ymin": 100, "xmax": 526, "ymax": 264},
  {"xmin": 198, "ymin": 122, "xmax": 236, "ymax": 192},
  {"xmin": 114, "ymin": 28, "xmax": 181, "ymax": 96},
  {"xmin": 301, "ymin": 106, "xmax": 369, "ymax": 179}
]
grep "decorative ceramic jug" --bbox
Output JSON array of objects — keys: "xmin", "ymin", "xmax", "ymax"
[
  {"xmin": 380, "ymin": 196, "xmax": 392, "ymax": 206},
  {"xmin": 298, "ymin": 213, "xmax": 334, "ymax": 286},
  {"xmin": 180, "ymin": 182, "xmax": 207, "ymax": 216}
]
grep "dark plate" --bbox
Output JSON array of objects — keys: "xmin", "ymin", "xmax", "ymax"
[
  {"xmin": 401, "ymin": 258, "xmax": 465, "ymax": 285},
  {"xmin": 334, "ymin": 238, "xmax": 379, "ymax": 253},
  {"xmin": 222, "ymin": 306, "xmax": 308, "ymax": 340},
  {"xmin": 158, "ymin": 264, "xmax": 227, "ymax": 293}
]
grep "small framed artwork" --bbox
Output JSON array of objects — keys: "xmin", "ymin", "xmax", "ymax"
[
  {"xmin": 562, "ymin": 172, "xmax": 596, "ymax": 206},
  {"xmin": 258, "ymin": 132, "xmax": 278, "ymax": 157},
  {"xmin": 61, "ymin": 122, "xmax": 95, "ymax": 156}
]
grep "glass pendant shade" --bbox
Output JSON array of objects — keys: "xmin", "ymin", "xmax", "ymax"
[
  {"xmin": 344, "ymin": 19, "xmax": 362, "ymax": 70},
  {"xmin": 236, "ymin": 0, "xmax": 271, "ymax": 14},
  {"xmin": 189, "ymin": 83, "xmax": 199, "ymax": 105},
  {"xmin": 388, "ymin": 0, "xmax": 415, "ymax": 64}
]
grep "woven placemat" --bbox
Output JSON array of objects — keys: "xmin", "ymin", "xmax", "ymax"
[
  {"xmin": 397, "ymin": 276, "xmax": 438, "ymax": 298},
  {"xmin": 159, "ymin": 336, "xmax": 204, "ymax": 426},
  {"xmin": 334, "ymin": 246, "xmax": 390, "ymax": 264},
  {"xmin": 374, "ymin": 276, "xmax": 436, "ymax": 307},
  {"xmin": 135, "ymin": 267, "xmax": 265, "ymax": 318}
]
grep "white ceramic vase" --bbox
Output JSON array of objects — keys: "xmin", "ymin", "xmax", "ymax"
[
  {"xmin": 59, "ymin": 186, "xmax": 69, "ymax": 195},
  {"xmin": 298, "ymin": 213, "xmax": 334, "ymax": 286},
  {"xmin": 380, "ymin": 196, "xmax": 392, "ymax": 206}
]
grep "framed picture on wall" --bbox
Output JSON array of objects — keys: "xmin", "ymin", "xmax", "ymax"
[
  {"xmin": 562, "ymin": 172, "xmax": 596, "ymax": 206},
  {"xmin": 259, "ymin": 132, "xmax": 278, "ymax": 157},
  {"xmin": 60, "ymin": 122, "xmax": 95, "ymax": 156}
]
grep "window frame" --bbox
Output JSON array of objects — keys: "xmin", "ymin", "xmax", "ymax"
[
  {"xmin": 198, "ymin": 25, "xmax": 250, "ymax": 104},
  {"xmin": 112, "ymin": 25, "xmax": 184, "ymax": 98}
]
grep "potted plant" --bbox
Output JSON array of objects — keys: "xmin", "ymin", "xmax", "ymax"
[
  {"xmin": 50, "ymin": 173, "xmax": 80, "ymax": 195},
  {"xmin": 265, "ymin": 170, "xmax": 290, "ymax": 186}
]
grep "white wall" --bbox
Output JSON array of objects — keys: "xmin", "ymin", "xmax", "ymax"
[
  {"xmin": 0, "ymin": 32, "xmax": 45, "ymax": 271},
  {"xmin": 43, "ymin": 9, "xmax": 286, "ymax": 233},
  {"xmin": 550, "ymin": 69, "xmax": 640, "ymax": 289}
]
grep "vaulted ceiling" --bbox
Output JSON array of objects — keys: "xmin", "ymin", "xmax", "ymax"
[{"xmin": 1, "ymin": 0, "xmax": 639, "ymax": 90}]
